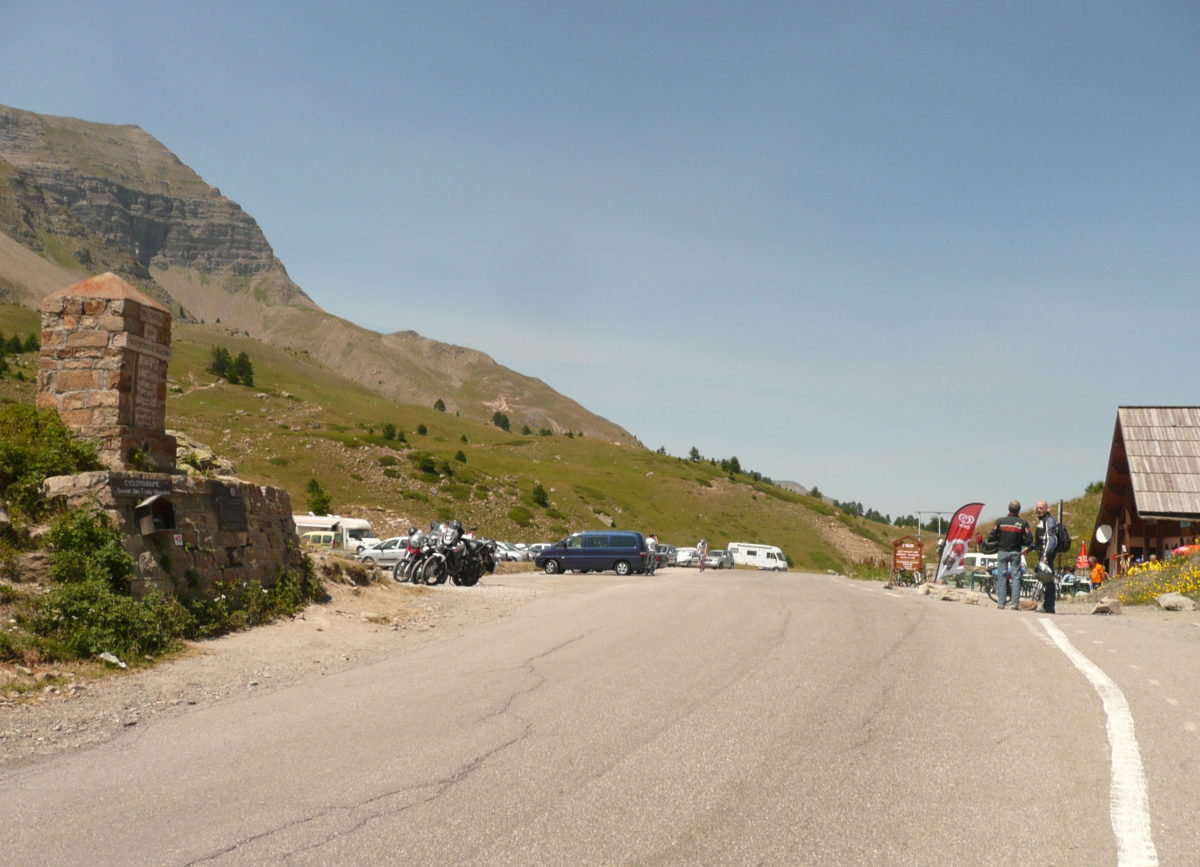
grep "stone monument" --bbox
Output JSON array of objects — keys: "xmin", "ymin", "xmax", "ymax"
[
  {"xmin": 37, "ymin": 272, "xmax": 177, "ymax": 472},
  {"xmin": 38, "ymin": 272, "xmax": 303, "ymax": 596}
]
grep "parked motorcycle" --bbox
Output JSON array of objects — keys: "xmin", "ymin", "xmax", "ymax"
[{"xmin": 402, "ymin": 520, "xmax": 497, "ymax": 586}]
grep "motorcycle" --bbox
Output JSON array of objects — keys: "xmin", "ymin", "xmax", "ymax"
[{"xmin": 404, "ymin": 521, "xmax": 497, "ymax": 586}]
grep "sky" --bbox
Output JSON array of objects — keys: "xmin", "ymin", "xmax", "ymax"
[{"xmin": 2, "ymin": 0, "xmax": 1198, "ymax": 522}]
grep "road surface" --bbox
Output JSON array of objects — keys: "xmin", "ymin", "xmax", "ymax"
[{"xmin": 3, "ymin": 570, "xmax": 1197, "ymax": 865}]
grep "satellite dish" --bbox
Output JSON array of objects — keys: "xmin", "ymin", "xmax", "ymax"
[{"xmin": 1095, "ymin": 524, "xmax": 1113, "ymax": 544}]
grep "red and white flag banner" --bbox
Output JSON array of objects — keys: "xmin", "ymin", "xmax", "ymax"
[{"xmin": 934, "ymin": 502, "xmax": 985, "ymax": 582}]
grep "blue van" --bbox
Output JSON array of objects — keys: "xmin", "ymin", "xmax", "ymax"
[{"xmin": 535, "ymin": 531, "xmax": 648, "ymax": 575}]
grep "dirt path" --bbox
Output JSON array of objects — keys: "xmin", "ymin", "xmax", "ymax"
[{"xmin": 0, "ymin": 575, "xmax": 545, "ymax": 768}]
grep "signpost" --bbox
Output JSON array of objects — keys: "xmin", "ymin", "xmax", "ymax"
[{"xmin": 892, "ymin": 535, "xmax": 924, "ymax": 577}]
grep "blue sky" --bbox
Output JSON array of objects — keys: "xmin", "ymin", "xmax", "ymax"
[{"xmin": 3, "ymin": 1, "xmax": 1198, "ymax": 522}]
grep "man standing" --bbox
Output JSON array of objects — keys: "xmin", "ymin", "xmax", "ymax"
[
  {"xmin": 986, "ymin": 500, "xmax": 1033, "ymax": 610},
  {"xmin": 1034, "ymin": 500, "xmax": 1060, "ymax": 613},
  {"xmin": 697, "ymin": 538, "xmax": 709, "ymax": 572},
  {"xmin": 645, "ymin": 532, "xmax": 658, "ymax": 575}
]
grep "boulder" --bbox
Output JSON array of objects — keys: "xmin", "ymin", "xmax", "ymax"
[
  {"xmin": 1092, "ymin": 597, "xmax": 1123, "ymax": 615},
  {"xmin": 1155, "ymin": 592, "xmax": 1197, "ymax": 612},
  {"xmin": 1019, "ymin": 598, "xmax": 1038, "ymax": 610}
]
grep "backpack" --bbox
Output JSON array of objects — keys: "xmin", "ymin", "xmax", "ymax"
[{"xmin": 1055, "ymin": 521, "xmax": 1071, "ymax": 555}]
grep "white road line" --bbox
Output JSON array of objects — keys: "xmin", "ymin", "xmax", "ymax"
[{"xmin": 1040, "ymin": 619, "xmax": 1158, "ymax": 866}]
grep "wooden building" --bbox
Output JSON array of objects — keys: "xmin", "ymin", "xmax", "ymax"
[{"xmin": 1091, "ymin": 407, "xmax": 1200, "ymax": 573}]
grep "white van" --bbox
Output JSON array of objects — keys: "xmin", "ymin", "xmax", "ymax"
[
  {"xmin": 728, "ymin": 542, "xmax": 788, "ymax": 571},
  {"xmin": 291, "ymin": 514, "xmax": 380, "ymax": 553},
  {"xmin": 960, "ymin": 552, "xmax": 998, "ymax": 572}
]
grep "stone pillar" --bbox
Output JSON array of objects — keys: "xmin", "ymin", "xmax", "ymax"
[{"xmin": 37, "ymin": 272, "xmax": 177, "ymax": 472}]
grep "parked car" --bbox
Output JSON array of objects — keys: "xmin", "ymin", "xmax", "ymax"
[
  {"xmin": 494, "ymin": 541, "xmax": 529, "ymax": 562},
  {"xmin": 355, "ymin": 537, "xmax": 407, "ymax": 568},
  {"xmin": 528, "ymin": 542, "xmax": 553, "ymax": 556},
  {"xmin": 705, "ymin": 549, "xmax": 735, "ymax": 569},
  {"xmin": 535, "ymin": 531, "xmax": 648, "ymax": 575},
  {"xmin": 300, "ymin": 530, "xmax": 338, "ymax": 550},
  {"xmin": 675, "ymin": 547, "xmax": 698, "ymax": 567},
  {"xmin": 654, "ymin": 544, "xmax": 677, "ymax": 568}
]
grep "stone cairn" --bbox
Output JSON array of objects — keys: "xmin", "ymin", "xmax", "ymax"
[{"xmin": 36, "ymin": 272, "xmax": 177, "ymax": 472}]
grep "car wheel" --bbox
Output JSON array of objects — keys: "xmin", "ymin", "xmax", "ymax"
[
  {"xmin": 544, "ymin": 559, "xmax": 561, "ymax": 575},
  {"xmin": 614, "ymin": 560, "xmax": 631, "ymax": 576}
]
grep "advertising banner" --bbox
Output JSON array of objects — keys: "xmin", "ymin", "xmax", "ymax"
[{"xmin": 934, "ymin": 502, "xmax": 985, "ymax": 582}]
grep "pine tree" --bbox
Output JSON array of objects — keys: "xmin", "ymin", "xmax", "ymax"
[{"xmin": 232, "ymin": 352, "xmax": 254, "ymax": 386}]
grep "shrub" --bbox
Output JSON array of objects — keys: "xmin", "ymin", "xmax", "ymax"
[
  {"xmin": 381, "ymin": 423, "xmax": 397, "ymax": 441},
  {"xmin": 47, "ymin": 509, "xmax": 135, "ymax": 594},
  {"xmin": 454, "ymin": 450, "xmax": 467, "ymax": 463},
  {"xmin": 417, "ymin": 424, "xmax": 428, "ymax": 436},
  {"xmin": 378, "ymin": 455, "xmax": 397, "ymax": 467},
  {"xmin": 508, "ymin": 506, "xmax": 533, "ymax": 527},
  {"xmin": 531, "ymin": 484, "xmax": 549, "ymax": 508},
  {"xmin": 30, "ymin": 508, "xmax": 192, "ymax": 660},
  {"xmin": 409, "ymin": 453, "xmax": 437, "ymax": 475},
  {"xmin": 305, "ymin": 479, "xmax": 332, "ymax": 515},
  {"xmin": 0, "ymin": 405, "xmax": 101, "ymax": 522},
  {"xmin": 181, "ymin": 565, "xmax": 324, "ymax": 639}
]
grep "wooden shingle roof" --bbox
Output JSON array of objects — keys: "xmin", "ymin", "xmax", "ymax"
[{"xmin": 1119, "ymin": 407, "xmax": 1200, "ymax": 516}]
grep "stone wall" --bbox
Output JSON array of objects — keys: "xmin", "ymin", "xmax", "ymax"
[{"xmin": 43, "ymin": 471, "xmax": 305, "ymax": 597}]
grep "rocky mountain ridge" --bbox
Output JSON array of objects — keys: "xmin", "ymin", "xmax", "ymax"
[{"xmin": 0, "ymin": 104, "xmax": 631, "ymax": 440}]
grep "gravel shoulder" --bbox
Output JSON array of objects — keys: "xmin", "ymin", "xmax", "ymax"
[{"xmin": 0, "ymin": 571, "xmax": 549, "ymax": 769}]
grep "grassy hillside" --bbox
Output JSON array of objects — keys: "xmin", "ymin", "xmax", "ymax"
[{"xmin": 0, "ymin": 304, "xmax": 900, "ymax": 572}]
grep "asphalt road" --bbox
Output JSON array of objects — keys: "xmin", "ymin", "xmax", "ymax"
[{"xmin": 3, "ymin": 570, "xmax": 1197, "ymax": 865}]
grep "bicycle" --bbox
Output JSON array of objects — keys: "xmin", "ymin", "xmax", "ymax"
[{"xmin": 890, "ymin": 568, "xmax": 926, "ymax": 587}]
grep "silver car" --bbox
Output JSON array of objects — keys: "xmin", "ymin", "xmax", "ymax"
[
  {"xmin": 355, "ymin": 537, "xmax": 407, "ymax": 567},
  {"xmin": 704, "ymin": 549, "xmax": 735, "ymax": 570}
]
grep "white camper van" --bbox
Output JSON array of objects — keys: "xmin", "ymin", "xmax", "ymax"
[
  {"xmin": 292, "ymin": 514, "xmax": 380, "ymax": 553},
  {"xmin": 727, "ymin": 542, "xmax": 788, "ymax": 571}
]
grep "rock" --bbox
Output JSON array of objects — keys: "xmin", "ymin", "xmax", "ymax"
[
  {"xmin": 98, "ymin": 652, "xmax": 127, "ymax": 668},
  {"xmin": 0, "ymin": 505, "xmax": 9, "ymax": 532},
  {"xmin": 962, "ymin": 593, "xmax": 980, "ymax": 605},
  {"xmin": 1092, "ymin": 597, "xmax": 1123, "ymax": 615},
  {"xmin": 1019, "ymin": 598, "xmax": 1038, "ymax": 610},
  {"xmin": 939, "ymin": 590, "xmax": 960, "ymax": 602},
  {"xmin": 1156, "ymin": 592, "xmax": 1197, "ymax": 612},
  {"xmin": 918, "ymin": 584, "xmax": 934, "ymax": 596},
  {"xmin": 15, "ymin": 665, "xmax": 34, "ymax": 677}
]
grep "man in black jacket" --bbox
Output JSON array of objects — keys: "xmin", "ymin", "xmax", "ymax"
[
  {"xmin": 1034, "ymin": 500, "xmax": 1060, "ymax": 613},
  {"xmin": 987, "ymin": 500, "xmax": 1033, "ymax": 610}
]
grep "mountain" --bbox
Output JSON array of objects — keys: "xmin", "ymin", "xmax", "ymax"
[{"xmin": 0, "ymin": 104, "xmax": 631, "ymax": 440}]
